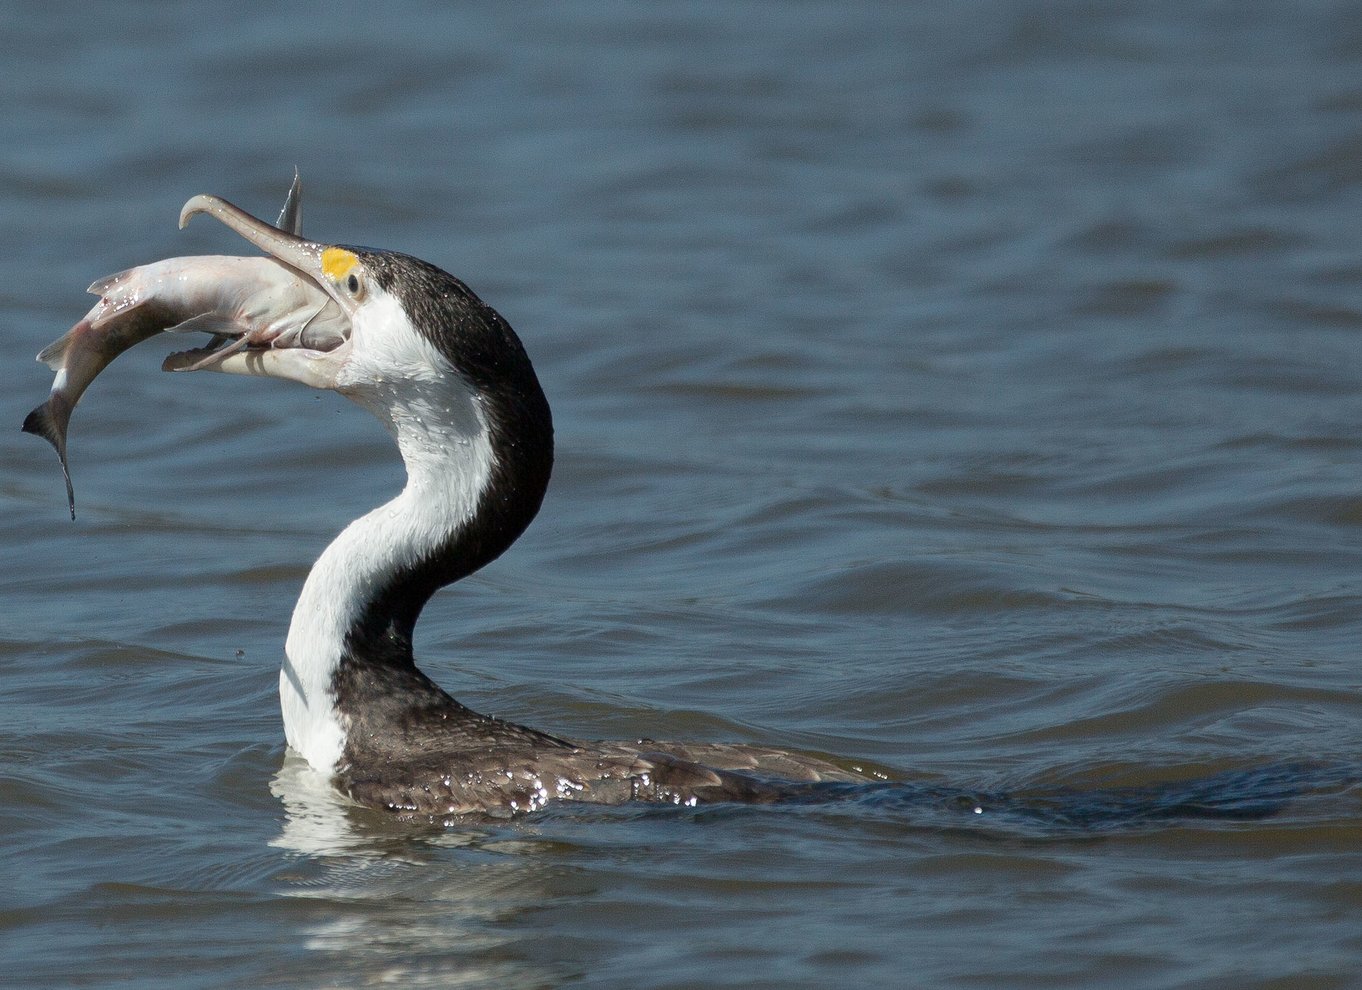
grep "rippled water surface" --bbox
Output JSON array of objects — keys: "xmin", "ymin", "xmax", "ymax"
[{"xmin": 3, "ymin": 3, "xmax": 1362, "ymax": 987}]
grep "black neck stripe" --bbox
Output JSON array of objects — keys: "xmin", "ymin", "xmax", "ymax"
[{"xmin": 342, "ymin": 250, "xmax": 554, "ymax": 666}]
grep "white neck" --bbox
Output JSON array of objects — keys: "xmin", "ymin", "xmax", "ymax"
[{"xmin": 279, "ymin": 358, "xmax": 494, "ymax": 774}]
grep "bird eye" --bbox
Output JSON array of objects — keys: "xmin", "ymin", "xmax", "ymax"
[{"xmin": 346, "ymin": 273, "xmax": 362, "ymax": 295}]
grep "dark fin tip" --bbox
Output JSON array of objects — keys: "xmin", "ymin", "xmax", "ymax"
[{"xmin": 23, "ymin": 402, "xmax": 76, "ymax": 520}]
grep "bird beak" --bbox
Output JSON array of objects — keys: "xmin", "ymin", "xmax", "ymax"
[{"xmin": 166, "ymin": 194, "xmax": 354, "ymax": 389}]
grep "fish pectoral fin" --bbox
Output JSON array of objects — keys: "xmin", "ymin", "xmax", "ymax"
[
  {"xmin": 163, "ymin": 344, "xmax": 347, "ymax": 389},
  {"xmin": 167, "ymin": 334, "xmax": 253, "ymax": 373}
]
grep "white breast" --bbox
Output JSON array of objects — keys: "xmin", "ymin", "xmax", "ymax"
[{"xmin": 277, "ymin": 289, "xmax": 496, "ymax": 774}]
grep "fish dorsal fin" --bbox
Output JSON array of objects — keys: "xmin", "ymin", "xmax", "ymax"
[
  {"xmin": 277, "ymin": 168, "xmax": 302, "ymax": 235},
  {"xmin": 86, "ymin": 268, "xmax": 136, "ymax": 299}
]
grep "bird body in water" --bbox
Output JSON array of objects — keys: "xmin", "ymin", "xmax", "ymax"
[{"xmin": 25, "ymin": 186, "xmax": 876, "ymax": 820}]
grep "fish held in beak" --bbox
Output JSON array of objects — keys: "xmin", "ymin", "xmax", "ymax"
[{"xmin": 23, "ymin": 181, "xmax": 351, "ymax": 518}]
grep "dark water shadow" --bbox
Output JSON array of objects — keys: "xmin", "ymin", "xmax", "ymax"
[{"xmin": 714, "ymin": 760, "xmax": 1362, "ymax": 837}]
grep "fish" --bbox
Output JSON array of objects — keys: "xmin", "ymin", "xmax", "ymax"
[{"xmin": 23, "ymin": 173, "xmax": 345, "ymax": 518}]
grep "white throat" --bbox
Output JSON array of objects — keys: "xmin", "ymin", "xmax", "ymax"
[{"xmin": 278, "ymin": 299, "xmax": 495, "ymax": 774}]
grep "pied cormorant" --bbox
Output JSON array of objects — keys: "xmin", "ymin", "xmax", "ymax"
[{"xmin": 48, "ymin": 194, "xmax": 878, "ymax": 819}]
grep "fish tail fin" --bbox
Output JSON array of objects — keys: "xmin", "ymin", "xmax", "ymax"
[{"xmin": 22, "ymin": 394, "xmax": 76, "ymax": 520}]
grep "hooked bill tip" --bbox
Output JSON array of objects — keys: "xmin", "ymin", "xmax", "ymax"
[{"xmin": 178, "ymin": 193, "xmax": 220, "ymax": 230}]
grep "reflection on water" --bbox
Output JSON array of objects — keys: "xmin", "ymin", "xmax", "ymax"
[
  {"xmin": 270, "ymin": 755, "xmax": 383, "ymax": 859},
  {"xmin": 270, "ymin": 756, "xmax": 567, "ymax": 988}
]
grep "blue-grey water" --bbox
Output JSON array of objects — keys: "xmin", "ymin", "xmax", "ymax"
[{"xmin": 3, "ymin": 2, "xmax": 1361, "ymax": 987}]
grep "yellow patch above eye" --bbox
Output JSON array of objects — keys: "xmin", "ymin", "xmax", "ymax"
[{"xmin": 321, "ymin": 247, "xmax": 359, "ymax": 281}]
